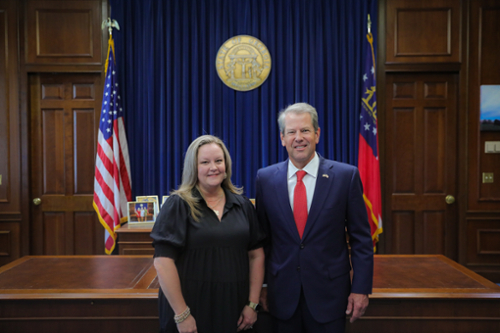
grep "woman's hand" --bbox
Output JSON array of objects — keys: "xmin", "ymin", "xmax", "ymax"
[
  {"xmin": 177, "ymin": 314, "xmax": 197, "ymax": 333},
  {"xmin": 236, "ymin": 305, "xmax": 257, "ymax": 331}
]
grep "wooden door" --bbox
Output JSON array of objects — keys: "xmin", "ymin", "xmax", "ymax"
[
  {"xmin": 30, "ymin": 74, "xmax": 104, "ymax": 255},
  {"xmin": 384, "ymin": 73, "xmax": 458, "ymax": 260}
]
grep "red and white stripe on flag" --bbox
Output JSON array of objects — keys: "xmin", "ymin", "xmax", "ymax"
[{"xmin": 93, "ymin": 36, "xmax": 132, "ymax": 254}]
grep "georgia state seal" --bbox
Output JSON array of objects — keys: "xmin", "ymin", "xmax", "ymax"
[{"xmin": 216, "ymin": 35, "xmax": 272, "ymax": 91}]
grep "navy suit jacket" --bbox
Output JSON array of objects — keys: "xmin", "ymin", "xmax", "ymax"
[{"xmin": 255, "ymin": 156, "xmax": 373, "ymax": 323}]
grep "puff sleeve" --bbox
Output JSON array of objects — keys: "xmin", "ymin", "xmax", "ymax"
[
  {"xmin": 150, "ymin": 195, "xmax": 190, "ymax": 260},
  {"xmin": 243, "ymin": 197, "xmax": 266, "ymax": 251}
]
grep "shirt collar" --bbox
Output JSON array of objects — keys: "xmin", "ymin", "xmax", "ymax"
[
  {"xmin": 193, "ymin": 186, "xmax": 241, "ymax": 209},
  {"xmin": 287, "ymin": 152, "xmax": 319, "ymax": 179},
  {"xmin": 222, "ymin": 187, "xmax": 240, "ymax": 209}
]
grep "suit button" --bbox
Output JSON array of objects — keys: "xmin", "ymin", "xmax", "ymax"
[
  {"xmin": 297, "ymin": 266, "xmax": 301, "ymax": 271},
  {"xmin": 300, "ymin": 244, "xmax": 305, "ymax": 249}
]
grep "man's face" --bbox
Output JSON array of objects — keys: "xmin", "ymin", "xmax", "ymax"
[{"xmin": 280, "ymin": 112, "xmax": 320, "ymax": 169}]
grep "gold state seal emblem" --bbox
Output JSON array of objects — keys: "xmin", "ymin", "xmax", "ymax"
[{"xmin": 216, "ymin": 35, "xmax": 271, "ymax": 91}]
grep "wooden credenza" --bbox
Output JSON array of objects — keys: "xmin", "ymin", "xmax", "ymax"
[{"xmin": 115, "ymin": 222, "xmax": 154, "ymax": 255}]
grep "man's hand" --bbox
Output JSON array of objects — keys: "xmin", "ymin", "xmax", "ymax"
[
  {"xmin": 259, "ymin": 287, "xmax": 269, "ymax": 312},
  {"xmin": 345, "ymin": 293, "xmax": 369, "ymax": 323}
]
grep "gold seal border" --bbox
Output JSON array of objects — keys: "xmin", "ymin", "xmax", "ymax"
[{"xmin": 215, "ymin": 35, "xmax": 272, "ymax": 92}]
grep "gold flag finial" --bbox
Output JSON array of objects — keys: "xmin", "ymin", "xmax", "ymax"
[{"xmin": 367, "ymin": 14, "xmax": 371, "ymax": 34}]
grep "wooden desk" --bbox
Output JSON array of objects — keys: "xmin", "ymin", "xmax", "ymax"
[
  {"xmin": 115, "ymin": 222, "xmax": 154, "ymax": 255},
  {"xmin": 349, "ymin": 255, "xmax": 500, "ymax": 333},
  {"xmin": 0, "ymin": 256, "xmax": 159, "ymax": 332},
  {"xmin": 1, "ymin": 255, "xmax": 499, "ymax": 333}
]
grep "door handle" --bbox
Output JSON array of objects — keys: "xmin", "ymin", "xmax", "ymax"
[
  {"xmin": 33, "ymin": 198, "xmax": 42, "ymax": 205},
  {"xmin": 445, "ymin": 195, "xmax": 455, "ymax": 205}
]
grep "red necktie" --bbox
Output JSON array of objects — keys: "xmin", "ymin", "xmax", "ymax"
[{"xmin": 294, "ymin": 170, "xmax": 308, "ymax": 238}]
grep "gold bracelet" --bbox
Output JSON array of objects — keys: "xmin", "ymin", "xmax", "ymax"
[{"xmin": 174, "ymin": 306, "xmax": 191, "ymax": 324}]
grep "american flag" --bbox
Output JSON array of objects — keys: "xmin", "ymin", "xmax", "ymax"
[
  {"xmin": 93, "ymin": 36, "xmax": 132, "ymax": 254},
  {"xmin": 358, "ymin": 30, "xmax": 383, "ymax": 252}
]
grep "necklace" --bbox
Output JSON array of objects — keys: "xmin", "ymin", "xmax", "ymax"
[{"xmin": 202, "ymin": 192, "xmax": 224, "ymax": 217}]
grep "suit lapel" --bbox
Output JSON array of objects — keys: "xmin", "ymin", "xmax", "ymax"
[
  {"xmin": 274, "ymin": 160, "xmax": 302, "ymax": 240},
  {"xmin": 302, "ymin": 157, "xmax": 335, "ymax": 240}
]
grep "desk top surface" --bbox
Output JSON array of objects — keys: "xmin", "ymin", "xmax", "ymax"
[
  {"xmin": 372, "ymin": 255, "xmax": 500, "ymax": 298},
  {"xmin": 0, "ymin": 255, "xmax": 499, "ymax": 300},
  {"xmin": 0, "ymin": 256, "xmax": 159, "ymax": 299}
]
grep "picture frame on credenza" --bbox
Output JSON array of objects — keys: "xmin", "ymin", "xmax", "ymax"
[
  {"xmin": 136, "ymin": 195, "xmax": 160, "ymax": 217},
  {"xmin": 127, "ymin": 201, "xmax": 156, "ymax": 224}
]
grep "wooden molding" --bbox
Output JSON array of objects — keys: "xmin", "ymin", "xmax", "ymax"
[
  {"xmin": 386, "ymin": 0, "xmax": 461, "ymax": 64},
  {"xmin": 25, "ymin": 0, "xmax": 102, "ymax": 65}
]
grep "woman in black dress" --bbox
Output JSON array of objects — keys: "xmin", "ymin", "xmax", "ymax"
[{"xmin": 151, "ymin": 135, "xmax": 265, "ymax": 333}]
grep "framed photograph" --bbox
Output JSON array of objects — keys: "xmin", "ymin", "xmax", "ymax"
[
  {"xmin": 162, "ymin": 195, "xmax": 169, "ymax": 207},
  {"xmin": 128, "ymin": 201, "xmax": 157, "ymax": 223},
  {"xmin": 136, "ymin": 195, "xmax": 160, "ymax": 217},
  {"xmin": 480, "ymin": 85, "xmax": 500, "ymax": 131}
]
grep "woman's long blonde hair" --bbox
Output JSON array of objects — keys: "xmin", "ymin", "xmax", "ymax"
[{"xmin": 171, "ymin": 135, "xmax": 242, "ymax": 221}]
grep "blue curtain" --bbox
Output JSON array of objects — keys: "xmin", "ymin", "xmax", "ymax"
[{"xmin": 110, "ymin": 0, "xmax": 378, "ymax": 198}]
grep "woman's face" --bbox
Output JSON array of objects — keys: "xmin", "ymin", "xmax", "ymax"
[{"xmin": 197, "ymin": 143, "xmax": 226, "ymax": 192}]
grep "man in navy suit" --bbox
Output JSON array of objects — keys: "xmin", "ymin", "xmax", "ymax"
[{"xmin": 255, "ymin": 103, "xmax": 373, "ymax": 332}]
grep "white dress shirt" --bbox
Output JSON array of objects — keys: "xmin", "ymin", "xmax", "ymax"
[{"xmin": 287, "ymin": 152, "xmax": 319, "ymax": 213}]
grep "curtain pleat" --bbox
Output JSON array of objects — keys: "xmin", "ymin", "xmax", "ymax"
[{"xmin": 111, "ymin": 0, "xmax": 378, "ymax": 198}]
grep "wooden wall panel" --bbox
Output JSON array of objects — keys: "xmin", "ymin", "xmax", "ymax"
[
  {"xmin": 73, "ymin": 212, "xmax": 102, "ymax": 255},
  {"xmin": 0, "ymin": 0, "xmax": 21, "ymax": 267},
  {"xmin": 0, "ymin": 231, "xmax": 9, "ymax": 256},
  {"xmin": 480, "ymin": 7, "xmax": 500, "ymax": 83},
  {"xmin": 386, "ymin": 0, "xmax": 460, "ymax": 64},
  {"xmin": 474, "ymin": 5, "xmax": 500, "ymax": 202},
  {"xmin": 42, "ymin": 109, "xmax": 66, "ymax": 194},
  {"xmin": 467, "ymin": 0, "xmax": 500, "ymax": 210},
  {"xmin": 479, "ymin": 132, "xmax": 500, "ymax": 200},
  {"xmin": 477, "ymin": 4, "xmax": 500, "ymax": 200},
  {"xmin": 392, "ymin": 212, "xmax": 414, "ymax": 254},
  {"xmin": 25, "ymin": 0, "xmax": 102, "ymax": 65},
  {"xmin": 422, "ymin": 211, "xmax": 445, "ymax": 254},
  {"xmin": 0, "ymin": 2, "xmax": 20, "ymax": 210},
  {"xmin": 43, "ymin": 212, "xmax": 65, "ymax": 255},
  {"xmin": 0, "ymin": 10, "xmax": 7, "ymax": 204},
  {"xmin": 73, "ymin": 83, "xmax": 95, "ymax": 100},
  {"xmin": 466, "ymin": 217, "xmax": 500, "ymax": 282},
  {"xmin": 392, "ymin": 108, "xmax": 415, "ymax": 193},
  {"xmin": 74, "ymin": 109, "xmax": 96, "ymax": 194},
  {"xmin": 42, "ymin": 83, "xmax": 64, "ymax": 99},
  {"xmin": 423, "ymin": 107, "xmax": 446, "ymax": 193},
  {"xmin": 0, "ymin": 223, "xmax": 20, "ymax": 260}
]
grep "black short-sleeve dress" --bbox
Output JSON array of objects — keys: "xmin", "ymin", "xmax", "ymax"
[{"xmin": 151, "ymin": 188, "xmax": 265, "ymax": 333}]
